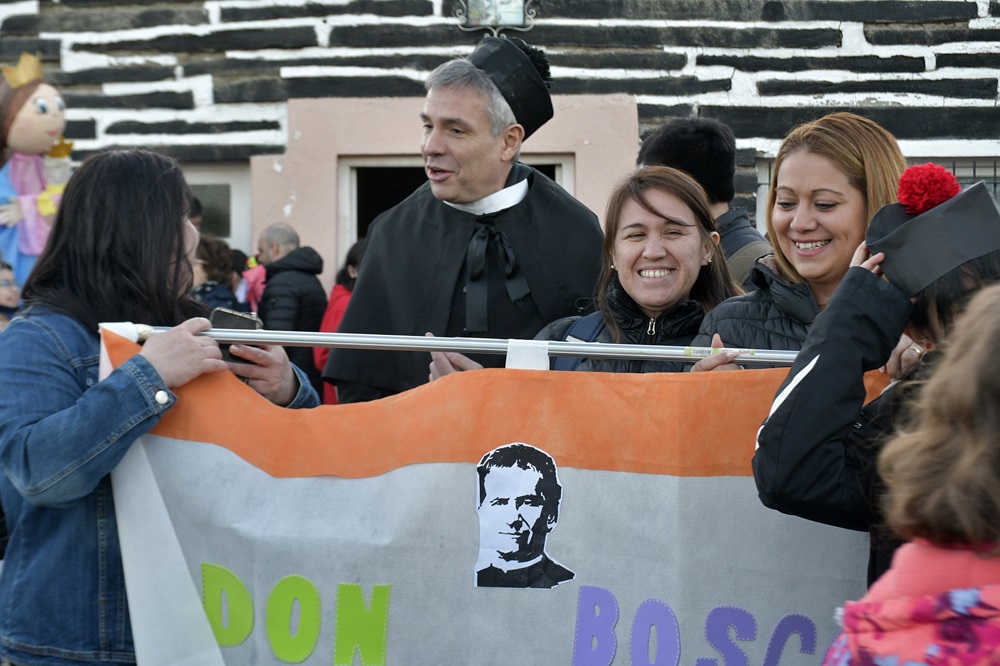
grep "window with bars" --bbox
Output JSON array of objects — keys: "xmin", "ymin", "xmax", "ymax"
[{"xmin": 937, "ymin": 159, "xmax": 1000, "ymax": 199}]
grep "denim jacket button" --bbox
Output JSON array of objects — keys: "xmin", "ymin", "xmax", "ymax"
[{"xmin": 154, "ymin": 390, "xmax": 169, "ymax": 405}]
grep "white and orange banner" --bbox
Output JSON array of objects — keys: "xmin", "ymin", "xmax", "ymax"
[{"xmin": 101, "ymin": 328, "xmax": 881, "ymax": 666}]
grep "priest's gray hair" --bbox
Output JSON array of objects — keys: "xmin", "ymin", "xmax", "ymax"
[{"xmin": 425, "ymin": 59, "xmax": 517, "ymax": 138}]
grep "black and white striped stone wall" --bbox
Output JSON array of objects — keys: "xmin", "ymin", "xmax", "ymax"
[{"xmin": 2, "ymin": 0, "xmax": 999, "ymax": 210}]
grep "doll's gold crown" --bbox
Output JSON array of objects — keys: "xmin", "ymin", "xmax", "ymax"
[
  {"xmin": 3, "ymin": 52, "xmax": 44, "ymax": 89},
  {"xmin": 48, "ymin": 136, "xmax": 74, "ymax": 158}
]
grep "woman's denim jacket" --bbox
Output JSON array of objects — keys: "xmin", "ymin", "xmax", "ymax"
[{"xmin": 0, "ymin": 305, "xmax": 318, "ymax": 665}]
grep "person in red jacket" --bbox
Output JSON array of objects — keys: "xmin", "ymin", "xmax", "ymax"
[{"xmin": 315, "ymin": 239, "xmax": 366, "ymax": 404}]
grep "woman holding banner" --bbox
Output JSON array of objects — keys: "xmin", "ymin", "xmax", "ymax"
[
  {"xmin": 754, "ymin": 163, "xmax": 1000, "ymax": 587},
  {"xmin": 429, "ymin": 165, "xmax": 741, "ymax": 377},
  {"xmin": 0, "ymin": 149, "xmax": 318, "ymax": 666},
  {"xmin": 821, "ymin": 282, "xmax": 1000, "ymax": 665},
  {"xmin": 691, "ymin": 112, "xmax": 906, "ymax": 371}
]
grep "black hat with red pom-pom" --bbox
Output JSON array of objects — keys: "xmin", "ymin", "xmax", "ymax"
[{"xmin": 866, "ymin": 163, "xmax": 1000, "ymax": 296}]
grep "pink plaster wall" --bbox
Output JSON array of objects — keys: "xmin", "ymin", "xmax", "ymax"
[{"xmin": 250, "ymin": 94, "xmax": 638, "ymax": 288}]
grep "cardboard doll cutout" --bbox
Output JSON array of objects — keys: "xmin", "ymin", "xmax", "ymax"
[{"xmin": 0, "ymin": 53, "xmax": 72, "ymax": 284}]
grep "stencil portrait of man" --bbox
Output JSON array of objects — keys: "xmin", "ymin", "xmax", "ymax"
[{"xmin": 475, "ymin": 442, "xmax": 574, "ymax": 589}]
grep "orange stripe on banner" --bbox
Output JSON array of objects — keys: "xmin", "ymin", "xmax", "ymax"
[{"xmin": 104, "ymin": 331, "xmax": 889, "ymax": 479}]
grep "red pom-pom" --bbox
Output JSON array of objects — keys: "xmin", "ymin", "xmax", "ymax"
[{"xmin": 897, "ymin": 163, "xmax": 961, "ymax": 215}]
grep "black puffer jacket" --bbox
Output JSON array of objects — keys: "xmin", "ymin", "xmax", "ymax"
[
  {"xmin": 715, "ymin": 207, "xmax": 771, "ymax": 293},
  {"xmin": 753, "ymin": 268, "xmax": 915, "ymax": 585},
  {"xmin": 692, "ymin": 255, "xmax": 819, "ymax": 361},
  {"xmin": 535, "ymin": 279, "xmax": 703, "ymax": 373},
  {"xmin": 259, "ymin": 246, "xmax": 328, "ymax": 392}
]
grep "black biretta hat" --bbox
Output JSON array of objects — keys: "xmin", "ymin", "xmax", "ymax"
[
  {"xmin": 467, "ymin": 36, "xmax": 553, "ymax": 140},
  {"xmin": 866, "ymin": 163, "xmax": 1000, "ymax": 296}
]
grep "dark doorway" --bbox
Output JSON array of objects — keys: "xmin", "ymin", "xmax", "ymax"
[{"xmin": 355, "ymin": 164, "xmax": 559, "ymax": 239}]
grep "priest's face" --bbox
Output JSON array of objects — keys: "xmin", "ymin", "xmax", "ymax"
[
  {"xmin": 421, "ymin": 86, "xmax": 516, "ymax": 204},
  {"xmin": 478, "ymin": 464, "xmax": 552, "ymax": 563}
]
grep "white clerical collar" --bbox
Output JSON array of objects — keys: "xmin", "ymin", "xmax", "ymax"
[
  {"xmin": 486, "ymin": 553, "xmax": 543, "ymax": 573},
  {"xmin": 445, "ymin": 178, "xmax": 529, "ymax": 216}
]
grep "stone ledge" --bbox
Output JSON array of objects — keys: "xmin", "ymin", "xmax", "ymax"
[
  {"xmin": 328, "ymin": 24, "xmax": 474, "ymax": 48},
  {"xmin": 65, "ymin": 119, "xmax": 97, "ymax": 140},
  {"xmin": 866, "ymin": 25, "xmax": 1000, "ymax": 46},
  {"xmin": 105, "ymin": 120, "xmax": 281, "ymax": 135},
  {"xmin": 329, "ymin": 23, "xmax": 842, "ymax": 50},
  {"xmin": 763, "ymin": 0, "xmax": 976, "ymax": 22},
  {"xmin": 536, "ymin": 0, "xmax": 974, "ymax": 22},
  {"xmin": 221, "ymin": 0, "xmax": 432, "ymax": 22},
  {"xmin": 0, "ymin": 38, "xmax": 60, "ymax": 61},
  {"xmin": 2, "ymin": 7, "xmax": 205, "ymax": 35},
  {"xmin": 287, "ymin": 77, "xmax": 426, "ymax": 99},
  {"xmin": 759, "ymin": 78, "xmax": 998, "ymax": 99},
  {"xmin": 48, "ymin": 66, "xmax": 175, "ymax": 86},
  {"xmin": 64, "ymin": 91, "xmax": 195, "ymax": 110},
  {"xmin": 735, "ymin": 171, "xmax": 759, "ymax": 192},
  {"xmin": 735, "ymin": 148, "xmax": 759, "ymax": 167},
  {"xmin": 214, "ymin": 78, "xmax": 290, "ymax": 104},
  {"xmin": 551, "ymin": 51, "xmax": 687, "ymax": 71},
  {"xmin": 732, "ymin": 195, "xmax": 757, "ymax": 213},
  {"xmin": 698, "ymin": 54, "xmax": 925, "ymax": 73},
  {"xmin": 75, "ymin": 27, "xmax": 317, "ymax": 54},
  {"xmin": 532, "ymin": 24, "xmax": 842, "ymax": 49},
  {"xmin": 638, "ymin": 104, "xmax": 697, "ymax": 122},
  {"xmin": 184, "ymin": 53, "xmax": 448, "ymax": 78},
  {"xmin": 704, "ymin": 105, "xmax": 1000, "ymax": 140},
  {"xmin": 558, "ymin": 77, "xmax": 731, "ymax": 96},
  {"xmin": 938, "ymin": 53, "xmax": 1000, "ymax": 68},
  {"xmin": 73, "ymin": 144, "xmax": 283, "ymax": 162},
  {"xmin": 40, "ymin": 0, "xmax": 165, "ymax": 6}
]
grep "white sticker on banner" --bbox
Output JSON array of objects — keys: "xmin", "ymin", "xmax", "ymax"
[{"xmin": 505, "ymin": 339, "xmax": 550, "ymax": 369}]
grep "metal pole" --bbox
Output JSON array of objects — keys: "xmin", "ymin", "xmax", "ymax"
[{"xmin": 144, "ymin": 326, "xmax": 798, "ymax": 366}]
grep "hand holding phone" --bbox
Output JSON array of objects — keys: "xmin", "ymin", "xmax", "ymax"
[
  {"xmin": 208, "ymin": 307, "xmax": 262, "ymax": 363},
  {"xmin": 210, "ymin": 310, "xmax": 300, "ymax": 405}
]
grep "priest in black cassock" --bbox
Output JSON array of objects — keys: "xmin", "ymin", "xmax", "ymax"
[{"xmin": 323, "ymin": 36, "xmax": 603, "ymax": 403}]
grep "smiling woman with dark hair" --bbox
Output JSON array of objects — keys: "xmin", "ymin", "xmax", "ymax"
[
  {"xmin": 429, "ymin": 165, "xmax": 742, "ymax": 378},
  {"xmin": 0, "ymin": 148, "xmax": 318, "ymax": 666}
]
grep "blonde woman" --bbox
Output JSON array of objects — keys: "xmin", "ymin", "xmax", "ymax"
[
  {"xmin": 692, "ymin": 112, "xmax": 906, "ymax": 369},
  {"xmin": 755, "ymin": 164, "xmax": 1000, "ymax": 586}
]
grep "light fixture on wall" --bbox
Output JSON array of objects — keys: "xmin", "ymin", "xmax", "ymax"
[{"xmin": 455, "ymin": 0, "xmax": 536, "ymax": 36}]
